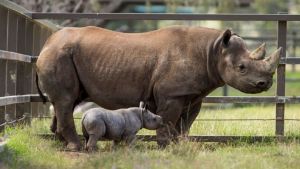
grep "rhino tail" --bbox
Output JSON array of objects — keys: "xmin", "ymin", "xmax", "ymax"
[{"xmin": 35, "ymin": 73, "xmax": 47, "ymax": 104}]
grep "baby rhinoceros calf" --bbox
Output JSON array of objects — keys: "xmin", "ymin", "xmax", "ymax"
[{"xmin": 82, "ymin": 107, "xmax": 163, "ymax": 152}]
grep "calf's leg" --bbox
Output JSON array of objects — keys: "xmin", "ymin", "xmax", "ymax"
[
  {"xmin": 86, "ymin": 119, "xmax": 106, "ymax": 152},
  {"xmin": 124, "ymin": 134, "xmax": 137, "ymax": 147},
  {"xmin": 86, "ymin": 135, "xmax": 99, "ymax": 152}
]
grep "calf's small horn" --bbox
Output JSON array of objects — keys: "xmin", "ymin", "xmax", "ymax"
[
  {"xmin": 263, "ymin": 47, "xmax": 282, "ymax": 73},
  {"xmin": 249, "ymin": 43, "xmax": 266, "ymax": 60}
]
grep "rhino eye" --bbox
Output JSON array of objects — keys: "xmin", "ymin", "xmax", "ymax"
[{"xmin": 237, "ymin": 64, "xmax": 246, "ymax": 73}]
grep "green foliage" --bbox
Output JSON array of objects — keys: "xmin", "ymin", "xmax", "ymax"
[{"xmin": 254, "ymin": 0, "xmax": 288, "ymax": 14}]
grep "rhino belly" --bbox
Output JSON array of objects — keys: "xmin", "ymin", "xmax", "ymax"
[{"xmin": 75, "ymin": 54, "xmax": 154, "ymax": 110}]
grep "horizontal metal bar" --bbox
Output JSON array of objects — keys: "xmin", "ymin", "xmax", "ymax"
[
  {"xmin": 1, "ymin": 95, "xmax": 300, "ymax": 108},
  {"xmin": 0, "ymin": 0, "xmax": 60, "ymax": 31},
  {"xmin": 280, "ymin": 57, "xmax": 300, "ymax": 64},
  {"xmin": 285, "ymin": 78, "xmax": 300, "ymax": 82},
  {"xmin": 30, "ymin": 94, "xmax": 49, "ymax": 102},
  {"xmin": 27, "ymin": 13, "xmax": 300, "ymax": 21},
  {"xmin": 243, "ymin": 36, "xmax": 294, "ymax": 41},
  {"xmin": 99, "ymin": 0, "xmax": 166, "ymax": 4},
  {"xmin": 0, "ymin": 122, "xmax": 6, "ymax": 128},
  {"xmin": 38, "ymin": 134, "xmax": 300, "ymax": 142},
  {"xmin": 0, "ymin": 115, "xmax": 27, "ymax": 127},
  {"xmin": 194, "ymin": 118, "xmax": 300, "ymax": 121},
  {"xmin": 0, "ymin": 50, "xmax": 36, "ymax": 63},
  {"xmin": 32, "ymin": 116, "xmax": 300, "ymax": 121},
  {"xmin": 31, "ymin": 56, "xmax": 38, "ymax": 63},
  {"xmin": 29, "ymin": 95, "xmax": 300, "ymax": 104},
  {"xmin": 6, "ymin": 52, "xmax": 300, "ymax": 65},
  {"xmin": 1, "ymin": 94, "xmax": 299, "ymax": 107},
  {"xmin": 2, "ymin": 51, "xmax": 300, "ymax": 65},
  {"xmin": 203, "ymin": 96, "xmax": 275, "ymax": 103},
  {"xmin": 0, "ymin": 95, "xmax": 31, "ymax": 106}
]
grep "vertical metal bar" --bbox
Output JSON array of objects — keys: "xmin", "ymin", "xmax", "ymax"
[
  {"xmin": 276, "ymin": 20, "xmax": 287, "ymax": 136},
  {"xmin": 16, "ymin": 15, "xmax": 26, "ymax": 123},
  {"xmin": 292, "ymin": 31, "xmax": 296, "ymax": 72},
  {"xmin": 5, "ymin": 11, "xmax": 18, "ymax": 122},
  {"xmin": 25, "ymin": 20, "xmax": 33, "ymax": 124},
  {"xmin": 0, "ymin": 6, "xmax": 8, "ymax": 132},
  {"xmin": 223, "ymin": 85, "xmax": 228, "ymax": 96},
  {"xmin": 31, "ymin": 24, "xmax": 41, "ymax": 118}
]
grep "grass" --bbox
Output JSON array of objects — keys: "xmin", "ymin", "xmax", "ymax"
[{"xmin": 1, "ymin": 104, "xmax": 300, "ymax": 169}]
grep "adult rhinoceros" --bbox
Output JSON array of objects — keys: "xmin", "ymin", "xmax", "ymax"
[{"xmin": 36, "ymin": 25, "xmax": 281, "ymax": 150}]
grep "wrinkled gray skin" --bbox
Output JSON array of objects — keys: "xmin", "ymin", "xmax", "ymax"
[
  {"xmin": 36, "ymin": 26, "xmax": 281, "ymax": 150},
  {"xmin": 82, "ymin": 107, "xmax": 163, "ymax": 152}
]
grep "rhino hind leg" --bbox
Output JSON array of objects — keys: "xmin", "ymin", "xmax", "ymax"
[
  {"xmin": 85, "ymin": 120, "xmax": 106, "ymax": 152},
  {"xmin": 54, "ymin": 99, "xmax": 81, "ymax": 151},
  {"xmin": 50, "ymin": 104, "xmax": 66, "ymax": 142},
  {"xmin": 37, "ymin": 49, "xmax": 82, "ymax": 151},
  {"xmin": 50, "ymin": 115, "xmax": 65, "ymax": 142},
  {"xmin": 86, "ymin": 135, "xmax": 99, "ymax": 152},
  {"xmin": 50, "ymin": 114, "xmax": 56, "ymax": 133}
]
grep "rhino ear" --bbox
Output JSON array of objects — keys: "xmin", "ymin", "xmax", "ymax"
[{"xmin": 222, "ymin": 29, "xmax": 232, "ymax": 47}]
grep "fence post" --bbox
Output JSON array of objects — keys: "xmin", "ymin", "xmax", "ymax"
[
  {"xmin": 0, "ymin": 6, "xmax": 8, "ymax": 133},
  {"xmin": 25, "ymin": 20, "xmax": 33, "ymax": 125},
  {"xmin": 5, "ymin": 11, "xmax": 18, "ymax": 122},
  {"xmin": 16, "ymin": 15, "xmax": 26, "ymax": 124},
  {"xmin": 276, "ymin": 20, "xmax": 287, "ymax": 136}
]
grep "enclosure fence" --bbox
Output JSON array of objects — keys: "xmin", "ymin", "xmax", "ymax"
[{"xmin": 1, "ymin": 0, "xmax": 300, "ymax": 142}]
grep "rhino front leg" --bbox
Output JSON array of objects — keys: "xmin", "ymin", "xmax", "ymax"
[
  {"xmin": 125, "ymin": 134, "xmax": 137, "ymax": 147},
  {"xmin": 156, "ymin": 98, "xmax": 186, "ymax": 148},
  {"xmin": 175, "ymin": 101, "xmax": 202, "ymax": 136}
]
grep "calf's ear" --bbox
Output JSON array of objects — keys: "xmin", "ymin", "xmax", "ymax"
[{"xmin": 222, "ymin": 29, "xmax": 232, "ymax": 47}]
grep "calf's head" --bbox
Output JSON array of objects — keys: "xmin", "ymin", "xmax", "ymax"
[
  {"xmin": 142, "ymin": 109, "xmax": 163, "ymax": 130},
  {"xmin": 216, "ymin": 30, "xmax": 281, "ymax": 93}
]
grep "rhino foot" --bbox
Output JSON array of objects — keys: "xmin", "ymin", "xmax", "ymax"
[
  {"xmin": 54, "ymin": 132, "xmax": 66, "ymax": 142},
  {"xmin": 157, "ymin": 138, "xmax": 170, "ymax": 149},
  {"xmin": 66, "ymin": 142, "xmax": 81, "ymax": 152},
  {"xmin": 86, "ymin": 145, "xmax": 98, "ymax": 153}
]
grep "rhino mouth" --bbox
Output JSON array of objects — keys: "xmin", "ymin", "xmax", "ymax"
[{"xmin": 235, "ymin": 79, "xmax": 272, "ymax": 94}]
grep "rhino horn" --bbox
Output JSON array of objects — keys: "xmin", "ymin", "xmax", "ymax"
[
  {"xmin": 263, "ymin": 47, "xmax": 282, "ymax": 73},
  {"xmin": 249, "ymin": 43, "xmax": 266, "ymax": 60}
]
